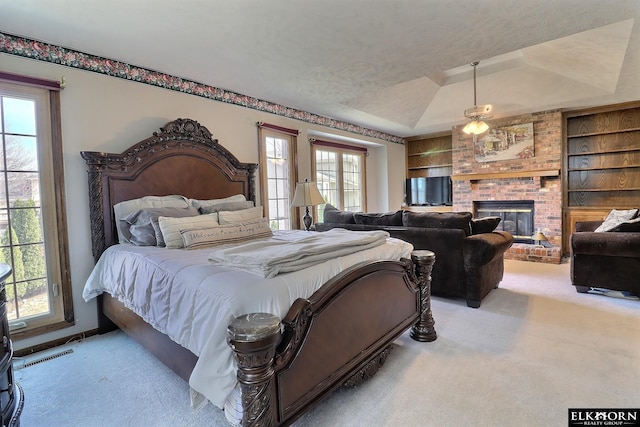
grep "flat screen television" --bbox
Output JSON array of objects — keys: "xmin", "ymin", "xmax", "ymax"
[{"xmin": 405, "ymin": 176, "xmax": 452, "ymax": 206}]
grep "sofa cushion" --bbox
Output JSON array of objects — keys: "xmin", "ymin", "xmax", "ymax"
[
  {"xmin": 471, "ymin": 217, "xmax": 501, "ymax": 235},
  {"xmin": 354, "ymin": 210, "xmax": 403, "ymax": 226},
  {"xmin": 594, "ymin": 208, "xmax": 639, "ymax": 232},
  {"xmin": 402, "ymin": 211, "xmax": 472, "ymax": 236},
  {"xmin": 324, "ymin": 204, "xmax": 356, "ymax": 224}
]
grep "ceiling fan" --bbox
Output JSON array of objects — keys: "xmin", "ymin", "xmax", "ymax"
[{"xmin": 462, "ymin": 61, "xmax": 492, "ymax": 136}]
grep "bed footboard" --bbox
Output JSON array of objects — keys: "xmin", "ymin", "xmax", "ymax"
[{"xmin": 227, "ymin": 250, "xmax": 436, "ymax": 426}]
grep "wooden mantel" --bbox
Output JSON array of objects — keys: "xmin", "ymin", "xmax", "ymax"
[{"xmin": 451, "ymin": 169, "xmax": 559, "ymax": 181}]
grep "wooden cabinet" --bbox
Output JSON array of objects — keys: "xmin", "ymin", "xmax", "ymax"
[
  {"xmin": 562, "ymin": 101, "xmax": 640, "ymax": 252},
  {"xmin": 0, "ymin": 264, "xmax": 22, "ymax": 427},
  {"xmin": 404, "ymin": 205, "xmax": 453, "ymax": 213},
  {"xmin": 405, "ymin": 132, "xmax": 452, "ymax": 179}
]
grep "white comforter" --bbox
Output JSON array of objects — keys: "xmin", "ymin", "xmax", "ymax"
[{"xmin": 83, "ymin": 230, "xmax": 413, "ymax": 409}]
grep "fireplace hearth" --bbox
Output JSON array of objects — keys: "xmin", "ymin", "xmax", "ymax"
[{"xmin": 474, "ymin": 200, "xmax": 534, "ymax": 243}]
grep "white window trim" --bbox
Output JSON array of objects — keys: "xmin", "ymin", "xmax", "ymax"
[
  {"xmin": 311, "ymin": 140, "xmax": 367, "ymax": 215},
  {"xmin": 258, "ymin": 125, "xmax": 299, "ymax": 230}
]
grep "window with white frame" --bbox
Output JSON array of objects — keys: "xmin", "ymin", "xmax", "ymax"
[
  {"xmin": 0, "ymin": 76, "xmax": 72, "ymax": 339},
  {"xmin": 312, "ymin": 139, "xmax": 367, "ymax": 222},
  {"xmin": 258, "ymin": 123, "xmax": 298, "ymax": 230}
]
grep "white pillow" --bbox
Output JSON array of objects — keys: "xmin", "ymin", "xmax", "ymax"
[
  {"xmin": 158, "ymin": 213, "xmax": 219, "ymax": 248},
  {"xmin": 181, "ymin": 218, "xmax": 273, "ymax": 249},
  {"xmin": 594, "ymin": 208, "xmax": 639, "ymax": 232},
  {"xmin": 218, "ymin": 206, "xmax": 263, "ymax": 225},
  {"xmin": 113, "ymin": 195, "xmax": 189, "ymax": 242},
  {"xmin": 189, "ymin": 194, "xmax": 246, "ymax": 209}
]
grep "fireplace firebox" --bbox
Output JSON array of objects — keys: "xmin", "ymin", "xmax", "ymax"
[{"xmin": 474, "ymin": 200, "xmax": 534, "ymax": 243}]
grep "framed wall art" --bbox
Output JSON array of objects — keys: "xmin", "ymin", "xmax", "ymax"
[{"xmin": 474, "ymin": 122, "xmax": 534, "ymax": 162}]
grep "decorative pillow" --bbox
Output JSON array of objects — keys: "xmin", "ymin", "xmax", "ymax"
[
  {"xmin": 189, "ymin": 194, "xmax": 246, "ymax": 210},
  {"xmin": 150, "ymin": 217, "xmax": 165, "ymax": 247},
  {"xmin": 594, "ymin": 209, "xmax": 639, "ymax": 232},
  {"xmin": 609, "ymin": 216, "xmax": 640, "ymax": 232},
  {"xmin": 354, "ymin": 211, "xmax": 403, "ymax": 226},
  {"xmin": 181, "ymin": 218, "xmax": 273, "ymax": 249},
  {"xmin": 158, "ymin": 213, "xmax": 219, "ymax": 248},
  {"xmin": 402, "ymin": 211, "xmax": 473, "ymax": 236},
  {"xmin": 120, "ymin": 206, "xmax": 199, "ymax": 245},
  {"xmin": 113, "ymin": 195, "xmax": 189, "ymax": 242},
  {"xmin": 323, "ymin": 204, "xmax": 355, "ymax": 224},
  {"xmin": 198, "ymin": 200, "xmax": 254, "ymax": 214},
  {"xmin": 471, "ymin": 217, "xmax": 501, "ymax": 235},
  {"xmin": 218, "ymin": 206, "xmax": 263, "ymax": 225}
]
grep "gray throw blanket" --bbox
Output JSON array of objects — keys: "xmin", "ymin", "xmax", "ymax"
[{"xmin": 208, "ymin": 228, "xmax": 390, "ymax": 278}]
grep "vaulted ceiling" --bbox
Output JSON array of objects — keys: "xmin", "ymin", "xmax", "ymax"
[{"xmin": 2, "ymin": 0, "xmax": 639, "ymax": 138}]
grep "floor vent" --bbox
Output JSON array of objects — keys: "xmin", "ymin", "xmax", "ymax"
[{"xmin": 15, "ymin": 349, "xmax": 74, "ymax": 370}]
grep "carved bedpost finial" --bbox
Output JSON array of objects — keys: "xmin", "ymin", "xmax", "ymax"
[
  {"xmin": 227, "ymin": 313, "xmax": 282, "ymax": 427},
  {"xmin": 410, "ymin": 250, "xmax": 437, "ymax": 342}
]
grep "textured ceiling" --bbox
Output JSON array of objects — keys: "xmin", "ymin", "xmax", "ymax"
[{"xmin": 1, "ymin": 0, "xmax": 639, "ymax": 138}]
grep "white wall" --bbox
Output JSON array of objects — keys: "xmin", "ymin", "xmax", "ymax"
[{"xmin": 1, "ymin": 53, "xmax": 406, "ymax": 350}]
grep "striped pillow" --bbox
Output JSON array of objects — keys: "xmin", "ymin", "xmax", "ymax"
[
  {"xmin": 158, "ymin": 213, "xmax": 219, "ymax": 248},
  {"xmin": 181, "ymin": 218, "xmax": 272, "ymax": 249}
]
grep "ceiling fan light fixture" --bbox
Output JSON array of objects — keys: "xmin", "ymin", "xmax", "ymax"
[
  {"xmin": 462, "ymin": 119, "xmax": 489, "ymax": 135},
  {"xmin": 463, "ymin": 61, "xmax": 492, "ymax": 136}
]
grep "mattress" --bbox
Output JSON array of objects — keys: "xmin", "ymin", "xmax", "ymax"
[{"xmin": 83, "ymin": 231, "xmax": 413, "ymax": 409}]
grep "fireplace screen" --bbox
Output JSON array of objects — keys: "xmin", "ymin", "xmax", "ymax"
[{"xmin": 474, "ymin": 200, "xmax": 534, "ymax": 243}]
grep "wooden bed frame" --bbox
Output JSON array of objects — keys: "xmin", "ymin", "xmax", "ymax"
[{"xmin": 81, "ymin": 118, "xmax": 436, "ymax": 426}]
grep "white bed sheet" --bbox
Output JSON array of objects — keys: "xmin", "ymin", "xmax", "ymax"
[{"xmin": 83, "ymin": 231, "xmax": 413, "ymax": 409}]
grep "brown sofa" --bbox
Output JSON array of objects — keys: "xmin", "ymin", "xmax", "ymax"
[
  {"xmin": 570, "ymin": 219, "xmax": 640, "ymax": 296},
  {"xmin": 315, "ymin": 205, "xmax": 514, "ymax": 308}
]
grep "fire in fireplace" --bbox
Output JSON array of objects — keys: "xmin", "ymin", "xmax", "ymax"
[{"xmin": 474, "ymin": 200, "xmax": 534, "ymax": 243}]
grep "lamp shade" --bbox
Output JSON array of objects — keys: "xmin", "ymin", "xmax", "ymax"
[
  {"xmin": 291, "ymin": 180, "xmax": 325, "ymax": 207},
  {"xmin": 463, "ymin": 120, "xmax": 489, "ymax": 135},
  {"xmin": 532, "ymin": 230, "xmax": 547, "ymax": 242}
]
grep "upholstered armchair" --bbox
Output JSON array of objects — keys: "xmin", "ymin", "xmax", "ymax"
[{"xmin": 570, "ymin": 212, "xmax": 640, "ymax": 296}]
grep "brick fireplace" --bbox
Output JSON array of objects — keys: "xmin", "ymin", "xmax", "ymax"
[
  {"xmin": 451, "ymin": 110, "xmax": 563, "ymax": 263},
  {"xmin": 474, "ymin": 200, "xmax": 534, "ymax": 243}
]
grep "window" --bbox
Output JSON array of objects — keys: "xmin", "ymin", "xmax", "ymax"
[
  {"xmin": 0, "ymin": 76, "xmax": 72, "ymax": 339},
  {"xmin": 258, "ymin": 123, "xmax": 298, "ymax": 230},
  {"xmin": 312, "ymin": 140, "xmax": 367, "ymax": 222}
]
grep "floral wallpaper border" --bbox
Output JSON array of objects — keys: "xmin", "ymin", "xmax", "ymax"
[{"xmin": 0, "ymin": 32, "xmax": 404, "ymax": 144}]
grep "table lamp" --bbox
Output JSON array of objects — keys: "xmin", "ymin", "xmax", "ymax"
[
  {"xmin": 532, "ymin": 229, "xmax": 548, "ymax": 246},
  {"xmin": 291, "ymin": 179, "xmax": 325, "ymax": 231}
]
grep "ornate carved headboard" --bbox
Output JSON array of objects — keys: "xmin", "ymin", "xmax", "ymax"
[{"xmin": 81, "ymin": 118, "xmax": 257, "ymax": 262}]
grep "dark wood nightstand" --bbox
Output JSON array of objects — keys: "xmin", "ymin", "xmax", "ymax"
[{"xmin": 0, "ymin": 264, "xmax": 23, "ymax": 427}]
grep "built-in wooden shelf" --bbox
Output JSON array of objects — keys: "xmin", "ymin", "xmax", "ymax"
[
  {"xmin": 408, "ymin": 163, "xmax": 453, "ymax": 170},
  {"xmin": 567, "ymin": 147, "xmax": 640, "ymax": 156},
  {"xmin": 567, "ymin": 164, "xmax": 640, "ymax": 172},
  {"xmin": 566, "ymin": 126, "xmax": 640, "ymax": 139},
  {"xmin": 407, "ymin": 149, "xmax": 452, "ymax": 157},
  {"xmin": 405, "ymin": 133, "xmax": 453, "ymax": 180},
  {"xmin": 567, "ymin": 187, "xmax": 640, "ymax": 192},
  {"xmin": 562, "ymin": 100, "xmax": 640, "ymax": 254},
  {"xmin": 451, "ymin": 169, "xmax": 560, "ymax": 181}
]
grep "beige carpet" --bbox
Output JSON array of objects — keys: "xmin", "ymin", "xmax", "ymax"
[
  {"xmin": 15, "ymin": 260, "xmax": 640, "ymax": 426},
  {"xmin": 296, "ymin": 260, "xmax": 640, "ymax": 426}
]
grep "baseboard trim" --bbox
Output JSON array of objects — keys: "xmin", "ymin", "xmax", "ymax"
[{"xmin": 14, "ymin": 328, "xmax": 101, "ymax": 357}]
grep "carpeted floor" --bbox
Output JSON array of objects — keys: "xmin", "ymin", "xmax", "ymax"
[{"xmin": 14, "ymin": 260, "xmax": 640, "ymax": 426}]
